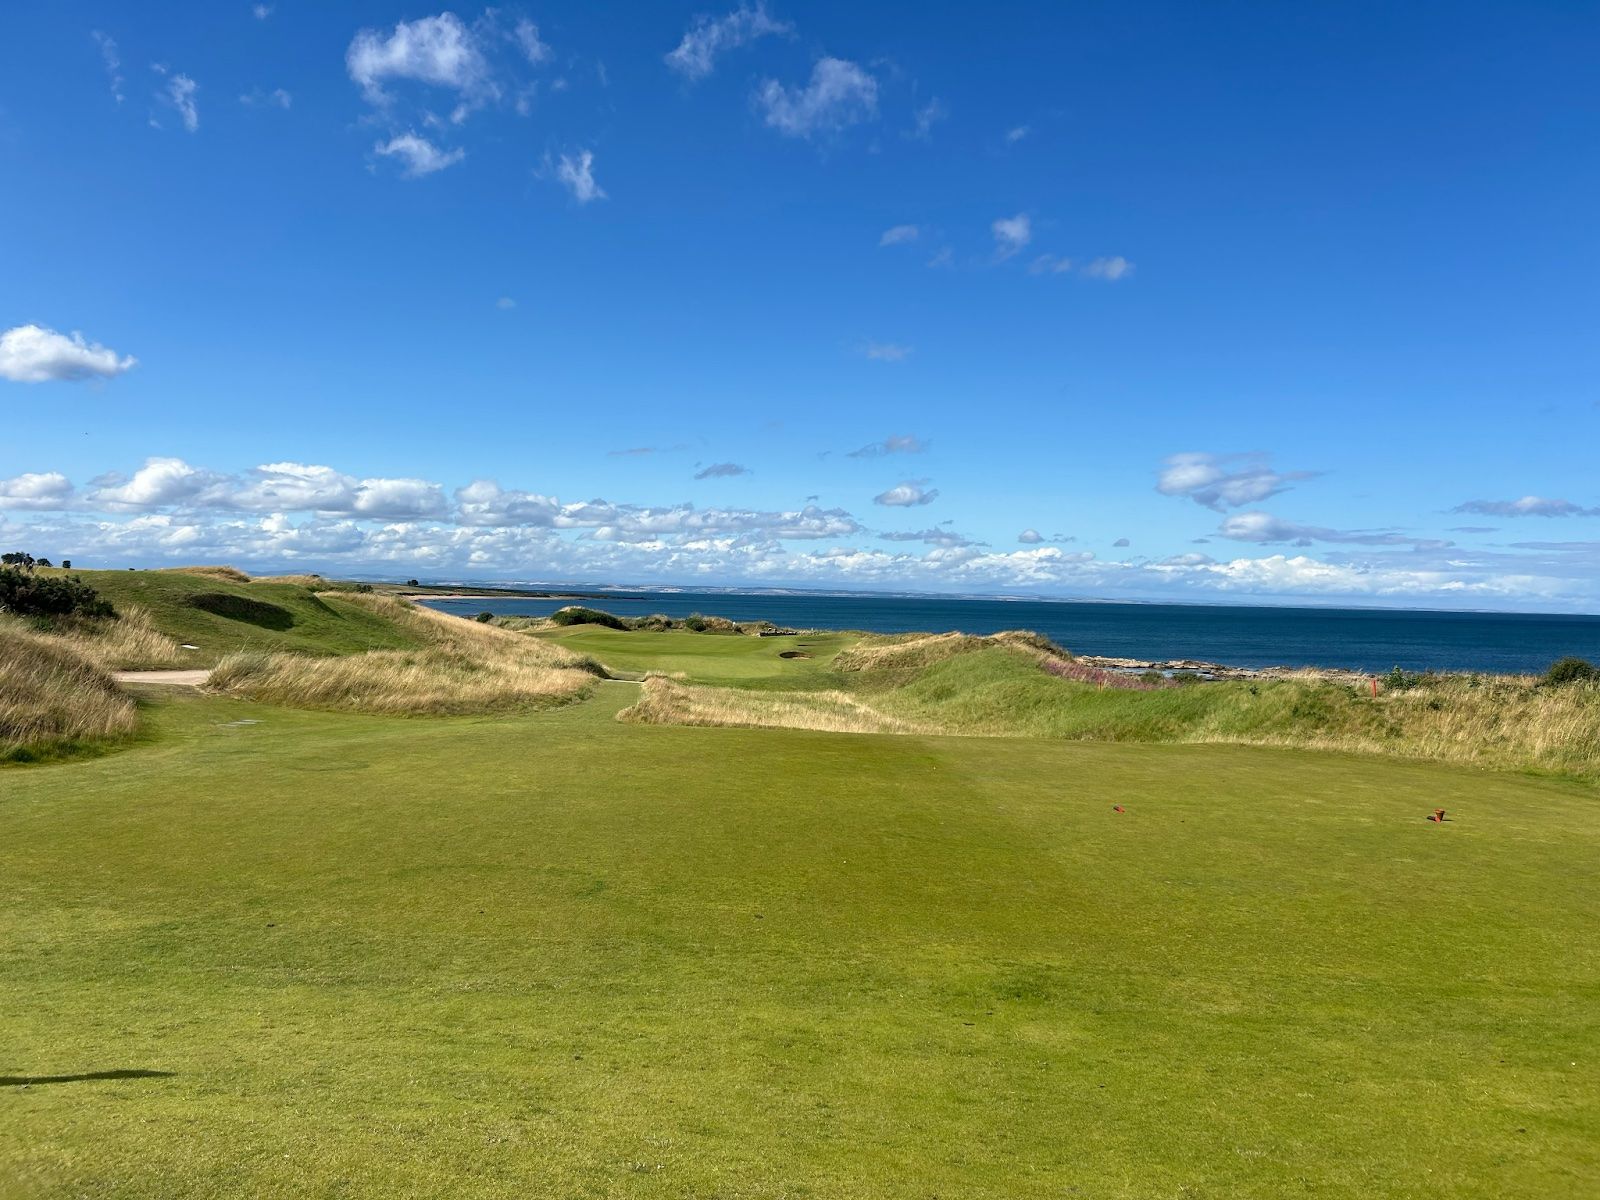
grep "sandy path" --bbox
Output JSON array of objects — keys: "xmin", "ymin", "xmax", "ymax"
[{"xmin": 113, "ymin": 670, "xmax": 211, "ymax": 686}]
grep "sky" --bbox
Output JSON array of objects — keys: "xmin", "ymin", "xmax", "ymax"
[{"xmin": 2, "ymin": 2, "xmax": 1598, "ymax": 611}]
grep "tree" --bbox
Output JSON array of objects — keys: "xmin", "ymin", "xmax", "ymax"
[{"xmin": 2, "ymin": 552, "xmax": 37, "ymax": 570}]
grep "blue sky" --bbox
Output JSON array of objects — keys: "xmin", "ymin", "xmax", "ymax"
[{"xmin": 3, "ymin": 2, "xmax": 1598, "ymax": 609}]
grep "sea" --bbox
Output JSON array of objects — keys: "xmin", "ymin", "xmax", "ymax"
[{"xmin": 417, "ymin": 589, "xmax": 1600, "ymax": 676}]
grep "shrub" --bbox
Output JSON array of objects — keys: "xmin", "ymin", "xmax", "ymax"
[
  {"xmin": 406, "ymin": 579, "xmax": 420, "ymax": 588},
  {"xmin": 0, "ymin": 566, "xmax": 115, "ymax": 619},
  {"xmin": 548, "ymin": 606, "xmax": 627, "ymax": 630},
  {"xmin": 474, "ymin": 611, "xmax": 495, "ymax": 623},
  {"xmin": 1544, "ymin": 656, "xmax": 1598, "ymax": 687}
]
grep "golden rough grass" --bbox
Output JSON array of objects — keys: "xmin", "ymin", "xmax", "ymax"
[
  {"xmin": 833, "ymin": 629, "xmax": 1071, "ymax": 674},
  {"xmin": 208, "ymin": 594, "xmax": 600, "ymax": 715},
  {"xmin": 158, "ymin": 565, "xmax": 253, "ymax": 583},
  {"xmin": 1, "ymin": 623, "xmax": 138, "ymax": 759},
  {"xmin": 1229, "ymin": 676, "xmax": 1600, "ymax": 778},
  {"xmin": 618, "ymin": 676, "xmax": 933, "ymax": 735},
  {"xmin": 27, "ymin": 608, "xmax": 188, "ymax": 670}
]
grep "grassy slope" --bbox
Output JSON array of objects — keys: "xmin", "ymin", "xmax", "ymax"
[
  {"xmin": 533, "ymin": 624, "xmax": 858, "ymax": 687},
  {"xmin": 2, "ymin": 686, "xmax": 1597, "ymax": 1198},
  {"xmin": 38, "ymin": 569, "xmax": 426, "ymax": 664}
]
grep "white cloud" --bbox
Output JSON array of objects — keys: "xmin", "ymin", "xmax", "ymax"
[
  {"xmin": 1453, "ymin": 496, "xmax": 1600, "ymax": 518},
  {"xmin": 991, "ymin": 213, "xmax": 1031, "ymax": 258},
  {"xmin": 0, "ymin": 324, "xmax": 137, "ymax": 383},
  {"xmin": 253, "ymin": 4, "xmax": 273, "ymax": 18},
  {"xmin": 909, "ymin": 97, "xmax": 946, "ymax": 141},
  {"xmin": 0, "ymin": 472, "xmax": 74, "ymax": 510},
  {"xmin": 375, "ymin": 133, "xmax": 465, "ymax": 177},
  {"xmin": 665, "ymin": 3, "xmax": 790, "ymax": 80},
  {"xmin": 554, "ymin": 149, "xmax": 606, "ymax": 203},
  {"xmin": 157, "ymin": 69, "xmax": 200, "ymax": 132},
  {"xmin": 879, "ymin": 224, "xmax": 920, "ymax": 246},
  {"xmin": 874, "ymin": 481, "xmax": 938, "ymax": 507},
  {"xmin": 496, "ymin": 296, "xmax": 517, "ymax": 310},
  {"xmin": 240, "ymin": 87, "xmax": 292, "ymax": 109},
  {"xmin": 756, "ymin": 57, "xmax": 877, "ymax": 139},
  {"xmin": 91, "ymin": 458, "xmax": 228, "ymax": 510},
  {"xmin": 694, "ymin": 462, "xmax": 750, "ymax": 479},
  {"xmin": 847, "ymin": 434, "xmax": 926, "ymax": 458},
  {"xmin": 1005, "ymin": 125, "xmax": 1029, "ymax": 143},
  {"xmin": 1082, "ymin": 256, "xmax": 1133, "ymax": 281},
  {"xmin": 1017, "ymin": 529, "xmax": 1043, "ymax": 544},
  {"xmin": 1218, "ymin": 511, "xmax": 1450, "ymax": 550},
  {"xmin": 1157, "ymin": 452, "xmax": 1317, "ymax": 511},
  {"xmin": 862, "ymin": 342, "xmax": 911, "ymax": 362},
  {"xmin": 346, "ymin": 13, "xmax": 490, "ymax": 106},
  {"xmin": 511, "ymin": 19, "xmax": 552, "ymax": 65},
  {"xmin": 90, "ymin": 32, "xmax": 123, "ymax": 103},
  {"xmin": 1029, "ymin": 254, "xmax": 1073, "ymax": 275}
]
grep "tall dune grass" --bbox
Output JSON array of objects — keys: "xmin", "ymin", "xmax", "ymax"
[
  {"xmin": 1, "ymin": 623, "xmax": 138, "ymax": 762},
  {"xmin": 208, "ymin": 594, "xmax": 602, "ymax": 715},
  {"xmin": 158, "ymin": 565, "xmax": 253, "ymax": 583},
  {"xmin": 26, "ymin": 608, "xmax": 188, "ymax": 670}
]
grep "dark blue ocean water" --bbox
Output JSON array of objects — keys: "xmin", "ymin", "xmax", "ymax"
[{"xmin": 419, "ymin": 591, "xmax": 1600, "ymax": 675}]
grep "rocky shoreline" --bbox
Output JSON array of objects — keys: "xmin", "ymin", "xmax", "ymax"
[{"xmin": 1078, "ymin": 655, "xmax": 1375, "ymax": 684}]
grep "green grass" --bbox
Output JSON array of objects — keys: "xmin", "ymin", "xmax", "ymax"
[
  {"xmin": 533, "ymin": 624, "xmax": 858, "ymax": 687},
  {"xmin": 39, "ymin": 568, "xmax": 426, "ymax": 664},
  {"xmin": 3, "ymin": 682, "xmax": 1597, "ymax": 1197}
]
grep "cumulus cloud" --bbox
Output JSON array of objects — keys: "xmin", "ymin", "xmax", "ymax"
[
  {"xmin": 1157, "ymin": 452, "xmax": 1317, "ymax": 511},
  {"xmin": 756, "ymin": 57, "xmax": 877, "ymax": 138},
  {"xmin": 553, "ymin": 149, "xmax": 606, "ymax": 203},
  {"xmin": 1218, "ymin": 511, "xmax": 1451, "ymax": 550},
  {"xmin": 1113, "ymin": 537, "xmax": 1131, "ymax": 548},
  {"xmin": 90, "ymin": 31, "xmax": 123, "ymax": 103},
  {"xmin": 1017, "ymin": 529, "xmax": 1043, "ymax": 544},
  {"xmin": 0, "ymin": 472, "xmax": 74, "ymax": 510},
  {"xmin": 991, "ymin": 213, "xmax": 1031, "ymax": 258},
  {"xmin": 91, "ymin": 458, "xmax": 229, "ymax": 510},
  {"xmin": 862, "ymin": 342, "xmax": 911, "ymax": 362},
  {"xmin": 879, "ymin": 224, "xmax": 920, "ymax": 246},
  {"xmin": 1452, "ymin": 496, "xmax": 1600, "ymax": 518},
  {"xmin": 665, "ymin": 3, "xmax": 790, "ymax": 79},
  {"xmin": 0, "ymin": 324, "xmax": 137, "ymax": 383},
  {"xmin": 346, "ymin": 12, "xmax": 490, "ymax": 107},
  {"xmin": 847, "ymin": 434, "xmax": 926, "ymax": 459},
  {"xmin": 874, "ymin": 481, "xmax": 939, "ymax": 507},
  {"xmin": 694, "ymin": 462, "xmax": 750, "ymax": 479},
  {"xmin": 1082, "ymin": 256, "xmax": 1133, "ymax": 281},
  {"xmin": 375, "ymin": 133, "xmax": 465, "ymax": 177}
]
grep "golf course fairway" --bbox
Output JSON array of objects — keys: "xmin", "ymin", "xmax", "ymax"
[{"xmin": 3, "ymin": 681, "xmax": 1596, "ymax": 1198}]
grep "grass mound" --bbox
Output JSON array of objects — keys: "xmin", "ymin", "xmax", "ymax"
[
  {"xmin": 184, "ymin": 592, "xmax": 295, "ymax": 630},
  {"xmin": 834, "ymin": 629, "xmax": 1073, "ymax": 675},
  {"xmin": 158, "ymin": 565, "xmax": 252, "ymax": 583},
  {"xmin": 36, "ymin": 568, "xmax": 427, "ymax": 662},
  {"xmin": 0, "ymin": 624, "xmax": 137, "ymax": 762},
  {"xmin": 618, "ymin": 674, "xmax": 930, "ymax": 734},
  {"xmin": 548, "ymin": 605, "xmax": 628, "ymax": 629},
  {"xmin": 208, "ymin": 596, "xmax": 602, "ymax": 715}
]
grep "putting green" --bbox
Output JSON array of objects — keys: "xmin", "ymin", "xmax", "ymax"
[{"xmin": 2, "ymin": 684, "xmax": 1596, "ymax": 1197}]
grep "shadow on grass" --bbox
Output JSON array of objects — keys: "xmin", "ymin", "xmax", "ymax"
[{"xmin": 0, "ymin": 1069, "xmax": 174, "ymax": 1087}]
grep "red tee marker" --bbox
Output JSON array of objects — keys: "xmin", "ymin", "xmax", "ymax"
[
  {"xmin": 1371, "ymin": 677, "xmax": 1379, "ymax": 698},
  {"xmin": 1113, "ymin": 805, "xmax": 1125, "ymax": 813}
]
